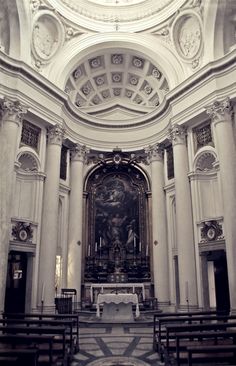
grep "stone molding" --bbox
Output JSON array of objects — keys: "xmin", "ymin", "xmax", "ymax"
[
  {"xmin": 47, "ymin": 124, "xmax": 65, "ymax": 145},
  {"xmin": 206, "ymin": 98, "xmax": 232, "ymax": 123},
  {"xmin": 1, "ymin": 98, "xmax": 28, "ymax": 126}
]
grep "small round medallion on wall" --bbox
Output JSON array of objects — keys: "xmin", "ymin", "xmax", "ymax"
[
  {"xmin": 206, "ymin": 227, "xmax": 216, "ymax": 241},
  {"xmin": 19, "ymin": 228, "xmax": 28, "ymax": 242}
]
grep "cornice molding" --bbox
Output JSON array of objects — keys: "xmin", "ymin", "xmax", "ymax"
[{"xmin": 1, "ymin": 48, "xmax": 236, "ymax": 141}]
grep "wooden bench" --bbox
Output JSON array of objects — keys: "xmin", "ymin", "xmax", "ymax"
[
  {"xmin": 163, "ymin": 322, "xmax": 236, "ymax": 366},
  {"xmin": 0, "ymin": 348, "xmax": 38, "ymax": 366},
  {"xmin": 2, "ymin": 312, "xmax": 79, "ymax": 352},
  {"xmin": 0, "ymin": 334, "xmax": 54, "ymax": 365},
  {"xmin": 153, "ymin": 310, "xmax": 227, "ymax": 351},
  {"xmin": 187, "ymin": 344, "xmax": 236, "ymax": 366},
  {"xmin": 154, "ymin": 314, "xmax": 236, "ymax": 353},
  {"xmin": 0, "ymin": 318, "xmax": 74, "ymax": 353},
  {"xmin": 174, "ymin": 330, "xmax": 236, "ymax": 366},
  {"xmin": 0, "ymin": 325, "xmax": 67, "ymax": 365}
]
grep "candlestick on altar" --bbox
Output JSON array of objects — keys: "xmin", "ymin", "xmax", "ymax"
[
  {"xmin": 99, "ymin": 237, "xmax": 102, "ymax": 247},
  {"xmin": 88, "ymin": 244, "xmax": 91, "ymax": 257},
  {"xmin": 95, "ymin": 242, "xmax": 97, "ymax": 252},
  {"xmin": 139, "ymin": 241, "xmax": 141, "ymax": 252},
  {"xmin": 146, "ymin": 244, "xmax": 148, "ymax": 257}
]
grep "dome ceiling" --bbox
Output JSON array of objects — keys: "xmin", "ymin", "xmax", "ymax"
[
  {"xmin": 47, "ymin": 0, "xmax": 187, "ymax": 31},
  {"xmin": 65, "ymin": 51, "xmax": 169, "ymax": 119}
]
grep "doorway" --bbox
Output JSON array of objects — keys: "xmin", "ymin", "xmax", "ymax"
[
  {"xmin": 4, "ymin": 251, "xmax": 28, "ymax": 313},
  {"xmin": 207, "ymin": 250, "xmax": 230, "ymax": 313}
]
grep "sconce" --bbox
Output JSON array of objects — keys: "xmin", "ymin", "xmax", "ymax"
[
  {"xmin": 77, "ymin": 241, "xmax": 81, "ymax": 246},
  {"xmin": 154, "ymin": 240, "xmax": 158, "ymax": 246}
]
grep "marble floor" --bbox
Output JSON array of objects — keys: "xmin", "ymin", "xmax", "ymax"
[
  {"xmin": 71, "ymin": 317, "xmax": 162, "ymax": 366},
  {"xmin": 71, "ymin": 314, "xmax": 236, "ymax": 366}
]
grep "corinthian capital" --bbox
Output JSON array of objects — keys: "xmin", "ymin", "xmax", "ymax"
[
  {"xmin": 145, "ymin": 143, "xmax": 164, "ymax": 163},
  {"xmin": 206, "ymin": 98, "xmax": 232, "ymax": 122},
  {"xmin": 47, "ymin": 124, "xmax": 65, "ymax": 146},
  {"xmin": 71, "ymin": 143, "xmax": 90, "ymax": 163},
  {"xmin": 168, "ymin": 124, "xmax": 186, "ymax": 146},
  {"xmin": 1, "ymin": 98, "xmax": 28, "ymax": 125}
]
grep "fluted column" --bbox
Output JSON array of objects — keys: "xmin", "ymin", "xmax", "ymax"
[
  {"xmin": 38, "ymin": 124, "xmax": 64, "ymax": 309},
  {"xmin": 206, "ymin": 98, "xmax": 236, "ymax": 312},
  {"xmin": 67, "ymin": 144, "xmax": 89, "ymax": 303},
  {"xmin": 146, "ymin": 144, "xmax": 169, "ymax": 307},
  {"xmin": 169, "ymin": 125, "xmax": 197, "ymax": 309},
  {"xmin": 0, "ymin": 98, "xmax": 27, "ymax": 312}
]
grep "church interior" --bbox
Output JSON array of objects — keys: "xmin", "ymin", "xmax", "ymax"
[{"xmin": 1, "ymin": 0, "xmax": 236, "ymax": 365}]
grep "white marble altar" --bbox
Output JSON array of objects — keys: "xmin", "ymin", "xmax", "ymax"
[
  {"xmin": 90, "ymin": 283, "xmax": 145, "ymax": 303},
  {"xmin": 96, "ymin": 293, "xmax": 140, "ymax": 320}
]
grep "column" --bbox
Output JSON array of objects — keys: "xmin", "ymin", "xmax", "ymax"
[
  {"xmin": 67, "ymin": 144, "xmax": 89, "ymax": 303},
  {"xmin": 38, "ymin": 124, "xmax": 64, "ymax": 309},
  {"xmin": 0, "ymin": 98, "xmax": 27, "ymax": 312},
  {"xmin": 169, "ymin": 125, "xmax": 198, "ymax": 309},
  {"xmin": 206, "ymin": 98, "xmax": 236, "ymax": 312},
  {"xmin": 146, "ymin": 144, "xmax": 170, "ymax": 307}
]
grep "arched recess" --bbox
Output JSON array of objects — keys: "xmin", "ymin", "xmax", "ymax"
[
  {"xmin": 83, "ymin": 160, "xmax": 151, "ymax": 283},
  {"xmin": 47, "ymin": 33, "xmax": 185, "ymax": 89}
]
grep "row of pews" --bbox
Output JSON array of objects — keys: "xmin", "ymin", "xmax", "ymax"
[
  {"xmin": 153, "ymin": 310, "xmax": 236, "ymax": 365},
  {"xmin": 0, "ymin": 312, "xmax": 80, "ymax": 365}
]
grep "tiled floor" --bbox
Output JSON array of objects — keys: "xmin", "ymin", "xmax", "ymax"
[{"xmin": 71, "ymin": 315, "xmax": 162, "ymax": 366}]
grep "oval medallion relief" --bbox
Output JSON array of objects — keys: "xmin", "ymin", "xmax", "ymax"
[
  {"xmin": 32, "ymin": 12, "xmax": 64, "ymax": 61},
  {"xmin": 172, "ymin": 12, "xmax": 202, "ymax": 60}
]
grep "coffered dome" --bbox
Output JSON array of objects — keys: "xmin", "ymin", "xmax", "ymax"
[{"xmin": 65, "ymin": 50, "xmax": 169, "ymax": 119}]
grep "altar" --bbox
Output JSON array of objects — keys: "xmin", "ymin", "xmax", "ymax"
[
  {"xmin": 89, "ymin": 283, "xmax": 145, "ymax": 303},
  {"xmin": 96, "ymin": 293, "xmax": 140, "ymax": 321}
]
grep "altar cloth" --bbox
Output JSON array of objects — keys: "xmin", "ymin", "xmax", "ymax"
[{"xmin": 96, "ymin": 293, "xmax": 140, "ymax": 319}]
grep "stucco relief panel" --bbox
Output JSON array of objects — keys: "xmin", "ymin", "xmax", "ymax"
[
  {"xmin": 31, "ymin": 12, "xmax": 65, "ymax": 62},
  {"xmin": 172, "ymin": 11, "xmax": 203, "ymax": 62}
]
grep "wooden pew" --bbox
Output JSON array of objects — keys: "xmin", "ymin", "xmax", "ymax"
[
  {"xmin": 187, "ymin": 344, "xmax": 236, "ymax": 366},
  {"xmin": 163, "ymin": 322, "xmax": 236, "ymax": 366},
  {"xmin": 0, "ymin": 318, "xmax": 74, "ymax": 358},
  {"xmin": 154, "ymin": 314, "xmax": 236, "ymax": 354},
  {"xmin": 2, "ymin": 312, "xmax": 79, "ymax": 352},
  {"xmin": 0, "ymin": 325, "xmax": 67, "ymax": 365},
  {"xmin": 0, "ymin": 348, "xmax": 38, "ymax": 366},
  {"xmin": 0, "ymin": 334, "xmax": 54, "ymax": 365},
  {"xmin": 175, "ymin": 330, "xmax": 236, "ymax": 366},
  {"xmin": 153, "ymin": 310, "xmax": 227, "ymax": 351}
]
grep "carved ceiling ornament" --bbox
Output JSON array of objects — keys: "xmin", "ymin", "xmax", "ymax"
[
  {"xmin": 32, "ymin": 11, "xmax": 65, "ymax": 62},
  {"xmin": 172, "ymin": 11, "xmax": 202, "ymax": 61}
]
